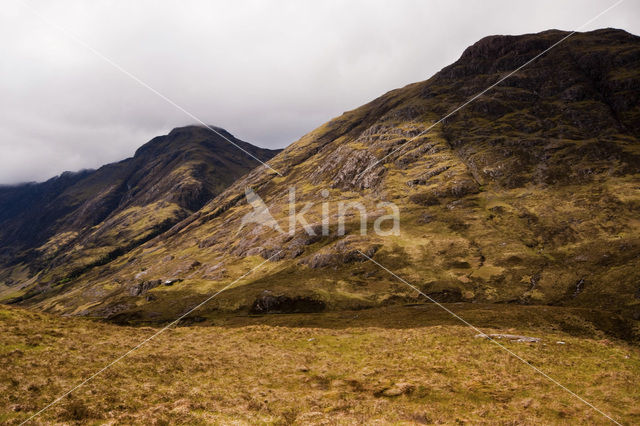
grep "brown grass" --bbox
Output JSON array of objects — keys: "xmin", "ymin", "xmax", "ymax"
[{"xmin": 1, "ymin": 305, "xmax": 639, "ymax": 425}]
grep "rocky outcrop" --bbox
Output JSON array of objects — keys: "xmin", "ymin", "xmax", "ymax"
[
  {"xmin": 300, "ymin": 240, "xmax": 380, "ymax": 269},
  {"xmin": 310, "ymin": 145, "xmax": 386, "ymax": 190},
  {"xmin": 249, "ymin": 291, "xmax": 325, "ymax": 314},
  {"xmin": 374, "ymin": 382, "xmax": 415, "ymax": 398},
  {"xmin": 129, "ymin": 280, "xmax": 162, "ymax": 296},
  {"xmin": 475, "ymin": 334, "xmax": 541, "ymax": 343}
]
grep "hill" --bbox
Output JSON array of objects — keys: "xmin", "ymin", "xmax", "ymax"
[
  {"xmin": 2, "ymin": 28, "xmax": 640, "ymax": 332},
  {"xmin": 0, "ymin": 126, "xmax": 280, "ymax": 305}
]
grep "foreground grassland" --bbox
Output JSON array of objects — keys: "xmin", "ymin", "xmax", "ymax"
[{"xmin": 1, "ymin": 305, "xmax": 639, "ymax": 425}]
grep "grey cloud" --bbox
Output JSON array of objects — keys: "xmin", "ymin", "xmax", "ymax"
[{"xmin": 1, "ymin": 0, "xmax": 638, "ymax": 183}]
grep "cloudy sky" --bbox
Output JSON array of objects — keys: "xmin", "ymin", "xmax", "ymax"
[{"xmin": 1, "ymin": 0, "xmax": 638, "ymax": 183}]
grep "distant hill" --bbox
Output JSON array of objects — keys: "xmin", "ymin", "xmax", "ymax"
[
  {"xmin": 2, "ymin": 28, "xmax": 640, "ymax": 327},
  {"xmin": 0, "ymin": 126, "xmax": 279, "ymax": 304}
]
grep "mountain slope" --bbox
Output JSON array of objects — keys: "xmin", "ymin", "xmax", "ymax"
[
  {"xmin": 5, "ymin": 29, "xmax": 640, "ymax": 328},
  {"xmin": 0, "ymin": 126, "xmax": 280, "ymax": 303}
]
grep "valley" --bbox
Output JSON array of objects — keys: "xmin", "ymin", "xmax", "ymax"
[{"xmin": 1, "ymin": 27, "xmax": 639, "ymax": 424}]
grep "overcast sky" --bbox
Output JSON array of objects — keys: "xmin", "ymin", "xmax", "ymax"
[{"xmin": 1, "ymin": 0, "xmax": 638, "ymax": 184}]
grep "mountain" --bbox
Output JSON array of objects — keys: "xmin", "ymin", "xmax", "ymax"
[
  {"xmin": 3, "ymin": 28, "xmax": 640, "ymax": 330},
  {"xmin": 0, "ymin": 126, "xmax": 280, "ymax": 304}
]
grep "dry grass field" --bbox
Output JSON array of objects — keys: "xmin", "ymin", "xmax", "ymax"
[{"xmin": 1, "ymin": 304, "xmax": 639, "ymax": 425}]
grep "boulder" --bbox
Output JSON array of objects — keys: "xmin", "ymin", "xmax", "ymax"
[
  {"xmin": 129, "ymin": 279, "xmax": 161, "ymax": 296},
  {"xmin": 475, "ymin": 333, "xmax": 541, "ymax": 343},
  {"xmin": 375, "ymin": 382, "xmax": 415, "ymax": 397}
]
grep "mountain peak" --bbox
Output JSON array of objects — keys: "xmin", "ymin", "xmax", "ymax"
[
  {"xmin": 459, "ymin": 28, "xmax": 636, "ymax": 62},
  {"xmin": 133, "ymin": 124, "xmax": 278, "ymax": 162},
  {"xmin": 167, "ymin": 124, "xmax": 234, "ymax": 140}
]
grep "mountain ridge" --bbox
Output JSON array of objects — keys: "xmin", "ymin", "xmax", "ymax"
[
  {"xmin": 2, "ymin": 28, "xmax": 640, "ymax": 331},
  {"xmin": 0, "ymin": 126, "xmax": 280, "ymax": 302}
]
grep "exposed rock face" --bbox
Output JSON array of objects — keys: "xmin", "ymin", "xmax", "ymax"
[
  {"xmin": 300, "ymin": 241, "xmax": 380, "ymax": 269},
  {"xmin": 129, "ymin": 280, "xmax": 162, "ymax": 296},
  {"xmin": 311, "ymin": 145, "xmax": 386, "ymax": 190}
]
